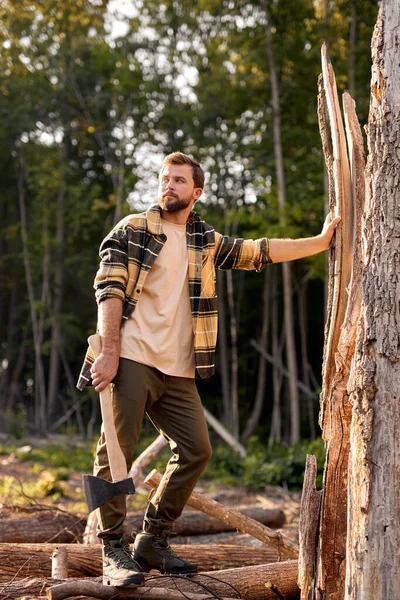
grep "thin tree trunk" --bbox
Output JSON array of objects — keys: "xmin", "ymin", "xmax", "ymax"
[
  {"xmin": 269, "ymin": 271, "xmax": 284, "ymax": 444},
  {"xmin": 47, "ymin": 135, "xmax": 70, "ymax": 420},
  {"xmin": 6, "ymin": 320, "xmax": 29, "ymax": 416},
  {"xmin": 48, "ymin": 18, "xmax": 72, "ymax": 420},
  {"xmin": 17, "ymin": 153, "xmax": 47, "ymax": 433},
  {"xmin": 298, "ymin": 282, "xmax": 316, "ymax": 439},
  {"xmin": 113, "ymin": 145, "xmax": 125, "ymax": 225},
  {"xmin": 226, "ymin": 270, "xmax": 239, "ymax": 438},
  {"xmin": 348, "ymin": 0, "xmax": 357, "ymax": 99},
  {"xmin": 0, "ymin": 267, "xmax": 18, "ymax": 430},
  {"xmin": 217, "ymin": 273, "xmax": 231, "ymax": 427},
  {"xmin": 265, "ymin": 4, "xmax": 300, "ymax": 443},
  {"xmin": 241, "ymin": 269, "xmax": 270, "ymax": 444}
]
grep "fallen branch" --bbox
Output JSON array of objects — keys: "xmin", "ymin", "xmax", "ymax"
[
  {"xmin": 145, "ymin": 470, "xmax": 298, "ymax": 559},
  {"xmin": 47, "ymin": 580, "xmax": 237, "ymax": 600}
]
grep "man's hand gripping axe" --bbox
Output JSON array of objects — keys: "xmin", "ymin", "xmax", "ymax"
[{"xmin": 82, "ymin": 334, "xmax": 135, "ymax": 513}]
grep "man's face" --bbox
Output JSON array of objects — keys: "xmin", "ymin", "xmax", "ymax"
[{"xmin": 158, "ymin": 164, "xmax": 202, "ymax": 213}]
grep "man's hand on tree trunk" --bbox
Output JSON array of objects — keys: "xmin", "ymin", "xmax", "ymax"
[{"xmin": 319, "ymin": 212, "xmax": 341, "ymax": 250}]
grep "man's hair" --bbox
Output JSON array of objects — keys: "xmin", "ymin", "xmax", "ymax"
[{"xmin": 160, "ymin": 152, "xmax": 205, "ymax": 189}]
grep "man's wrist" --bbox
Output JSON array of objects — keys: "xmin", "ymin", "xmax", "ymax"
[{"xmin": 100, "ymin": 339, "xmax": 120, "ymax": 357}]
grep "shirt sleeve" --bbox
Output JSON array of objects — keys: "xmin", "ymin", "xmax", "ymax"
[
  {"xmin": 213, "ymin": 231, "xmax": 272, "ymax": 272},
  {"xmin": 94, "ymin": 225, "xmax": 129, "ymax": 304}
]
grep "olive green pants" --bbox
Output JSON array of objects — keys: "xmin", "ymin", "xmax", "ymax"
[{"xmin": 94, "ymin": 358, "xmax": 212, "ymax": 541}]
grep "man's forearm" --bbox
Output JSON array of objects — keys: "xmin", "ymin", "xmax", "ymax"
[
  {"xmin": 98, "ymin": 297, "xmax": 123, "ymax": 356},
  {"xmin": 269, "ymin": 235, "xmax": 327, "ymax": 263}
]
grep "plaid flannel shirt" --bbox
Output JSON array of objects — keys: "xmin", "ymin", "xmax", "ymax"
[{"xmin": 76, "ymin": 205, "xmax": 272, "ymax": 390}]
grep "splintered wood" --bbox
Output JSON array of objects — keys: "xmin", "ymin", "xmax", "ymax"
[{"xmin": 298, "ymin": 44, "xmax": 366, "ymax": 600}]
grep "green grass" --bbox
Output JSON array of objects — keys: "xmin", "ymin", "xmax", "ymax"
[{"xmin": 0, "ymin": 435, "xmax": 326, "ymax": 513}]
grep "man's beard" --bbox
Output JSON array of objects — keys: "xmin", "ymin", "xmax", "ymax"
[{"xmin": 158, "ymin": 192, "xmax": 193, "ymax": 213}]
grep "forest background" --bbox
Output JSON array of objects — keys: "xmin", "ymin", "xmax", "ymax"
[{"xmin": 0, "ymin": 0, "xmax": 379, "ymax": 483}]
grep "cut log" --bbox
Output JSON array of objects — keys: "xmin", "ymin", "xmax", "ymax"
[
  {"xmin": 145, "ymin": 469, "xmax": 298, "ymax": 558},
  {"xmin": 0, "ymin": 505, "xmax": 285, "ymax": 543},
  {"xmin": 0, "ymin": 542, "xmax": 282, "ymax": 582},
  {"xmin": 0, "ymin": 506, "xmax": 85, "ymax": 543},
  {"xmin": 51, "ymin": 547, "xmax": 68, "ymax": 580},
  {"xmin": 1, "ymin": 561, "xmax": 300, "ymax": 600},
  {"xmin": 127, "ymin": 506, "xmax": 286, "ymax": 536}
]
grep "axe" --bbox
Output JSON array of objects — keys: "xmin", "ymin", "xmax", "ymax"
[{"xmin": 82, "ymin": 334, "xmax": 135, "ymax": 513}]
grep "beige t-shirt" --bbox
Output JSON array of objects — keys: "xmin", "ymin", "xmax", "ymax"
[{"xmin": 120, "ymin": 218, "xmax": 195, "ymax": 378}]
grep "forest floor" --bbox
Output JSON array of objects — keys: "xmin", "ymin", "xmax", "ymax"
[{"xmin": 0, "ymin": 436, "xmax": 301, "ymax": 547}]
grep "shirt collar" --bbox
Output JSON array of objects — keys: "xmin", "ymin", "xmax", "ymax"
[{"xmin": 146, "ymin": 204, "xmax": 199, "ymax": 234}]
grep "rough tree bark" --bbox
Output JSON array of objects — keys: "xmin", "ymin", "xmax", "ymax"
[{"xmin": 345, "ymin": 3, "xmax": 400, "ymax": 597}]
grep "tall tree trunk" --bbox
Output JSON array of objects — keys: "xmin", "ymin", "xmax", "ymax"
[
  {"xmin": 298, "ymin": 281, "xmax": 316, "ymax": 439},
  {"xmin": 17, "ymin": 153, "xmax": 47, "ymax": 433},
  {"xmin": 0, "ymin": 260, "xmax": 18, "ymax": 431},
  {"xmin": 217, "ymin": 272, "xmax": 231, "ymax": 427},
  {"xmin": 265, "ymin": 5, "xmax": 300, "ymax": 443},
  {"xmin": 241, "ymin": 269, "xmax": 270, "ymax": 444},
  {"xmin": 47, "ymin": 30, "xmax": 72, "ymax": 419},
  {"xmin": 269, "ymin": 270, "xmax": 284, "ymax": 445},
  {"xmin": 346, "ymin": 4, "xmax": 400, "ymax": 597},
  {"xmin": 226, "ymin": 270, "xmax": 239, "ymax": 439},
  {"xmin": 348, "ymin": 0, "xmax": 357, "ymax": 99}
]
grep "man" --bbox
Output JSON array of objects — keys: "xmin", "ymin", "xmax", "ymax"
[{"xmin": 77, "ymin": 152, "xmax": 340, "ymax": 587}]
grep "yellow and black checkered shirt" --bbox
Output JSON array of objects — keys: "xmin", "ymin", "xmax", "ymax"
[{"xmin": 76, "ymin": 205, "xmax": 272, "ymax": 390}]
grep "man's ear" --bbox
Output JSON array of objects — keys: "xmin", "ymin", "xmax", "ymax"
[{"xmin": 193, "ymin": 188, "xmax": 203, "ymax": 202}]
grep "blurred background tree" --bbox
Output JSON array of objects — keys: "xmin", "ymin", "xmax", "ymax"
[{"xmin": 0, "ymin": 0, "xmax": 378, "ymax": 444}]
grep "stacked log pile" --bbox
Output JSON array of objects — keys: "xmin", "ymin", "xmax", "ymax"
[
  {"xmin": 0, "ymin": 467, "xmax": 300, "ymax": 599},
  {"xmin": 0, "ymin": 504, "xmax": 285, "ymax": 544}
]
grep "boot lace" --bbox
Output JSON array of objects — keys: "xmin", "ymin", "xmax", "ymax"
[
  {"xmin": 107, "ymin": 541, "xmax": 141, "ymax": 570},
  {"xmin": 156, "ymin": 536, "xmax": 178, "ymax": 557}
]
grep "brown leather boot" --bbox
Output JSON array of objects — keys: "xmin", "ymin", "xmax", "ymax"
[{"xmin": 133, "ymin": 531, "xmax": 197, "ymax": 574}]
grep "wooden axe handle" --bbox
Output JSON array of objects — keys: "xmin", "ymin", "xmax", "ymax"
[{"xmin": 89, "ymin": 334, "xmax": 128, "ymax": 482}]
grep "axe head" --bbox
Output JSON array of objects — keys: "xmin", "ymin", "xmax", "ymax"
[{"xmin": 82, "ymin": 474, "xmax": 135, "ymax": 513}]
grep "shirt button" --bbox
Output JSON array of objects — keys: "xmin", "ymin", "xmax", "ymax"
[{"xmin": 136, "ymin": 289, "xmax": 141, "ymax": 294}]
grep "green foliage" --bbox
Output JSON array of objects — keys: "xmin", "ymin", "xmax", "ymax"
[
  {"xmin": 204, "ymin": 437, "xmax": 325, "ymax": 490},
  {"xmin": 5, "ymin": 404, "xmax": 27, "ymax": 439},
  {"xmin": 16, "ymin": 441, "xmax": 96, "ymax": 472}
]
